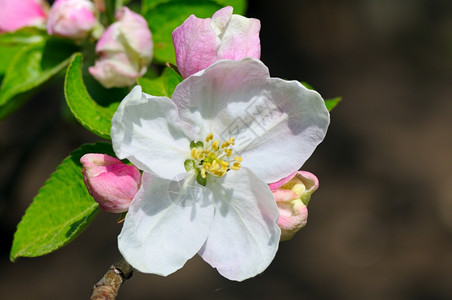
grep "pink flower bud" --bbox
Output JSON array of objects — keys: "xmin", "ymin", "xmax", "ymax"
[
  {"xmin": 46, "ymin": 0, "xmax": 98, "ymax": 39},
  {"xmin": 80, "ymin": 153, "xmax": 141, "ymax": 213},
  {"xmin": 0, "ymin": 0, "xmax": 48, "ymax": 33},
  {"xmin": 89, "ymin": 7, "xmax": 153, "ymax": 88},
  {"xmin": 269, "ymin": 171, "xmax": 319, "ymax": 241},
  {"xmin": 172, "ymin": 6, "xmax": 261, "ymax": 78}
]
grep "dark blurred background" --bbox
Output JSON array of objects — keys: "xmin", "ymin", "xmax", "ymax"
[{"xmin": 1, "ymin": 0, "xmax": 452, "ymax": 299}]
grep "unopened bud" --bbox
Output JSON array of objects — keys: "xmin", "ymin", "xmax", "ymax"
[
  {"xmin": 46, "ymin": 0, "xmax": 98, "ymax": 40},
  {"xmin": 269, "ymin": 171, "xmax": 319, "ymax": 241},
  {"xmin": 80, "ymin": 153, "xmax": 141, "ymax": 213},
  {"xmin": 89, "ymin": 7, "xmax": 153, "ymax": 88},
  {"xmin": 172, "ymin": 6, "xmax": 261, "ymax": 78}
]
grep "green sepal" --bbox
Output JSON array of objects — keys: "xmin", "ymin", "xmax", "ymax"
[
  {"xmin": 190, "ymin": 140, "xmax": 204, "ymax": 149},
  {"xmin": 196, "ymin": 171, "xmax": 207, "ymax": 186},
  {"xmin": 10, "ymin": 142, "xmax": 115, "ymax": 262},
  {"xmin": 184, "ymin": 159, "xmax": 196, "ymax": 172},
  {"xmin": 117, "ymin": 211, "xmax": 128, "ymax": 224}
]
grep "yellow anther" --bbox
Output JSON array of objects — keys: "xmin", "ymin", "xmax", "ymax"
[
  {"xmin": 212, "ymin": 140, "xmax": 219, "ymax": 151},
  {"xmin": 205, "ymin": 132, "xmax": 214, "ymax": 142},
  {"xmin": 210, "ymin": 160, "xmax": 219, "ymax": 170},
  {"xmin": 230, "ymin": 162, "xmax": 241, "ymax": 170},
  {"xmin": 190, "ymin": 133, "xmax": 242, "ymax": 180},
  {"xmin": 191, "ymin": 148, "xmax": 198, "ymax": 159},
  {"xmin": 201, "ymin": 168, "xmax": 207, "ymax": 178}
]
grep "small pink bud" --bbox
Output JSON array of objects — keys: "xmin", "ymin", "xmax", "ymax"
[
  {"xmin": 0, "ymin": 0, "xmax": 48, "ymax": 33},
  {"xmin": 46, "ymin": 0, "xmax": 98, "ymax": 39},
  {"xmin": 80, "ymin": 153, "xmax": 141, "ymax": 213},
  {"xmin": 172, "ymin": 6, "xmax": 261, "ymax": 78},
  {"xmin": 89, "ymin": 7, "xmax": 153, "ymax": 88},
  {"xmin": 270, "ymin": 171, "xmax": 319, "ymax": 241}
]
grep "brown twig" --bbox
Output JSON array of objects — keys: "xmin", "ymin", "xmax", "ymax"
[{"xmin": 91, "ymin": 257, "xmax": 134, "ymax": 300}]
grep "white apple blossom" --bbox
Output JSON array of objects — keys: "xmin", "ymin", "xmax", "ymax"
[{"xmin": 111, "ymin": 58, "xmax": 329, "ymax": 281}]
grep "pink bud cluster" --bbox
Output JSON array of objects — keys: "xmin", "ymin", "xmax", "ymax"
[{"xmin": 0, "ymin": 0, "xmax": 152, "ymax": 88}]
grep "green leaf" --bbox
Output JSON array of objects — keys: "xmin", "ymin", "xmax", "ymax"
[
  {"xmin": 0, "ymin": 27, "xmax": 45, "ymax": 44},
  {"xmin": 212, "ymin": 0, "xmax": 247, "ymax": 15},
  {"xmin": 0, "ymin": 46, "xmax": 23, "ymax": 75},
  {"xmin": 300, "ymin": 81, "xmax": 314, "ymax": 90},
  {"xmin": 137, "ymin": 66, "xmax": 182, "ymax": 97},
  {"xmin": 300, "ymin": 81, "xmax": 341, "ymax": 111},
  {"xmin": 10, "ymin": 142, "xmax": 115, "ymax": 261},
  {"xmin": 184, "ymin": 159, "xmax": 195, "ymax": 171},
  {"xmin": 144, "ymin": 0, "xmax": 223, "ymax": 64},
  {"xmin": 64, "ymin": 53, "xmax": 120, "ymax": 140},
  {"xmin": 0, "ymin": 28, "xmax": 45, "ymax": 75},
  {"xmin": 325, "ymin": 96, "xmax": 342, "ymax": 112},
  {"xmin": 0, "ymin": 37, "xmax": 77, "ymax": 119},
  {"xmin": 142, "ymin": 0, "xmax": 247, "ymax": 15}
]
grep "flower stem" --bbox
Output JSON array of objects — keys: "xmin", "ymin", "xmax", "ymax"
[{"xmin": 90, "ymin": 256, "xmax": 133, "ymax": 300}]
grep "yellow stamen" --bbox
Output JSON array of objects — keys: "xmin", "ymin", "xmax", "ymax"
[
  {"xmin": 205, "ymin": 132, "xmax": 214, "ymax": 142},
  {"xmin": 191, "ymin": 148, "xmax": 198, "ymax": 159},
  {"xmin": 189, "ymin": 133, "xmax": 242, "ymax": 180},
  {"xmin": 212, "ymin": 140, "xmax": 219, "ymax": 151},
  {"xmin": 230, "ymin": 162, "xmax": 241, "ymax": 170}
]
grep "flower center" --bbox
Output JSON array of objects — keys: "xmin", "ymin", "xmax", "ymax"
[{"xmin": 185, "ymin": 132, "xmax": 242, "ymax": 185}]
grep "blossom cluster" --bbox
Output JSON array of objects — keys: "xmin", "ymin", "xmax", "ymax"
[
  {"xmin": 0, "ymin": 0, "xmax": 152, "ymax": 88},
  {"xmin": 0, "ymin": 1, "xmax": 331, "ymax": 281},
  {"xmin": 78, "ymin": 5, "xmax": 330, "ymax": 281}
]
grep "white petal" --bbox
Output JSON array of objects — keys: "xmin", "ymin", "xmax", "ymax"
[
  {"xmin": 171, "ymin": 58, "xmax": 270, "ymax": 139},
  {"xmin": 199, "ymin": 168, "xmax": 280, "ymax": 281},
  {"xmin": 118, "ymin": 172, "xmax": 214, "ymax": 276},
  {"xmin": 214, "ymin": 79, "xmax": 330, "ymax": 183},
  {"xmin": 171, "ymin": 60, "xmax": 329, "ymax": 183},
  {"xmin": 111, "ymin": 86, "xmax": 193, "ymax": 179}
]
